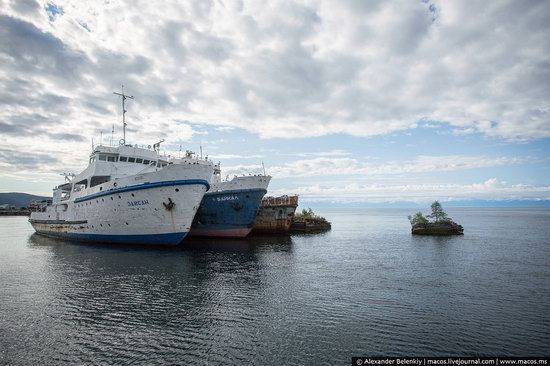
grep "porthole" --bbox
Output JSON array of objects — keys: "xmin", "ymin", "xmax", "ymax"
[
  {"xmin": 175, "ymin": 188, "xmax": 179, "ymax": 192},
  {"xmin": 118, "ymin": 195, "xmax": 121, "ymax": 199},
  {"xmin": 110, "ymin": 197, "xmax": 113, "ymax": 200},
  {"xmin": 125, "ymin": 222, "xmax": 129, "ymax": 225},
  {"xmin": 131, "ymin": 193, "xmax": 135, "ymax": 197}
]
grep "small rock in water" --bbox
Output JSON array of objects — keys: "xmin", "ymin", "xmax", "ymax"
[{"xmin": 411, "ymin": 221, "xmax": 464, "ymax": 236}]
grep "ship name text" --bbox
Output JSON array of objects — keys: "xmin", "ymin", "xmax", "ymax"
[
  {"xmin": 128, "ymin": 199, "xmax": 150, "ymax": 207},
  {"xmin": 214, "ymin": 195, "xmax": 239, "ymax": 202}
]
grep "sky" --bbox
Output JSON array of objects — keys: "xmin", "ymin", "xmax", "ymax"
[{"xmin": 0, "ymin": 0, "xmax": 549, "ymax": 205}]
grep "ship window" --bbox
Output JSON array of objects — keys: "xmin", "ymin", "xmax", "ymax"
[
  {"xmin": 128, "ymin": 157, "xmax": 135, "ymax": 163},
  {"xmin": 136, "ymin": 158, "xmax": 143, "ymax": 163},
  {"xmin": 98, "ymin": 155, "xmax": 106, "ymax": 161},
  {"xmin": 73, "ymin": 180, "xmax": 87, "ymax": 191},
  {"xmin": 90, "ymin": 176, "xmax": 111, "ymax": 187},
  {"xmin": 143, "ymin": 159, "xmax": 150, "ymax": 165},
  {"xmin": 119, "ymin": 156, "xmax": 127, "ymax": 162},
  {"xmin": 107, "ymin": 156, "xmax": 116, "ymax": 162}
]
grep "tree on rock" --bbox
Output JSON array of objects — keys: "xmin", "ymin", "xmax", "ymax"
[
  {"xmin": 408, "ymin": 201, "xmax": 463, "ymax": 235},
  {"xmin": 408, "ymin": 212, "xmax": 428, "ymax": 226},
  {"xmin": 427, "ymin": 201, "xmax": 451, "ymax": 223}
]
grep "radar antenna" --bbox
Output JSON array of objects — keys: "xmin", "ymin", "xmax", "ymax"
[
  {"xmin": 153, "ymin": 139, "xmax": 165, "ymax": 152},
  {"xmin": 60, "ymin": 173, "xmax": 75, "ymax": 183},
  {"xmin": 113, "ymin": 85, "xmax": 134, "ymax": 146}
]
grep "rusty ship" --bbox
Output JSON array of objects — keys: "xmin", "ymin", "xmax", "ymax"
[{"xmin": 252, "ymin": 195, "xmax": 298, "ymax": 234}]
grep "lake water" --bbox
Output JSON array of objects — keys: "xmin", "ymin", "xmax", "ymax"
[{"xmin": 1, "ymin": 208, "xmax": 549, "ymax": 364}]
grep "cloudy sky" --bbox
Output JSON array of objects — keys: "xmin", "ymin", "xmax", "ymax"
[{"xmin": 0, "ymin": 0, "xmax": 549, "ymax": 204}]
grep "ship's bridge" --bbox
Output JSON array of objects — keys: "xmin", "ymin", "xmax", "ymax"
[
  {"xmin": 66, "ymin": 144, "xmax": 171, "ymax": 195},
  {"xmin": 89, "ymin": 145, "xmax": 167, "ymax": 166}
]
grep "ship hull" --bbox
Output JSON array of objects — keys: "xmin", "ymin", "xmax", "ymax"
[
  {"xmin": 30, "ymin": 165, "xmax": 212, "ymax": 246},
  {"xmin": 189, "ymin": 188, "xmax": 266, "ymax": 238},
  {"xmin": 252, "ymin": 204, "xmax": 298, "ymax": 234}
]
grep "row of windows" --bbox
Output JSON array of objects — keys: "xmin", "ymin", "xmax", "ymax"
[
  {"xmin": 93, "ymin": 154, "xmax": 168, "ymax": 167},
  {"xmin": 97, "ymin": 155, "xmax": 117, "ymax": 162}
]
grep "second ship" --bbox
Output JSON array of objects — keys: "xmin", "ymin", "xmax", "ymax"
[{"xmin": 173, "ymin": 155, "xmax": 271, "ymax": 238}]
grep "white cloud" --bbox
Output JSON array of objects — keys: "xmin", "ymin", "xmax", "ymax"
[
  {"xmin": 1, "ymin": 0, "xmax": 549, "ymax": 195},
  {"xmin": 214, "ymin": 126, "xmax": 235, "ymax": 132},
  {"xmin": 272, "ymin": 179, "xmax": 550, "ymax": 203},
  {"xmin": 209, "ymin": 153, "xmax": 264, "ymax": 160},
  {"xmin": 296, "ymin": 149, "xmax": 353, "ymax": 157},
  {"xmin": 365, "ymin": 155, "xmax": 528, "ymax": 175},
  {"xmin": 1, "ymin": 0, "xmax": 549, "ymax": 147},
  {"xmin": 225, "ymin": 155, "xmax": 531, "ymax": 178}
]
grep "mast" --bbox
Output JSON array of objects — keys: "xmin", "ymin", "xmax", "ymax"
[{"xmin": 113, "ymin": 85, "xmax": 134, "ymax": 146}]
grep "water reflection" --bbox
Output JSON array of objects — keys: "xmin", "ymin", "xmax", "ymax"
[
  {"xmin": 25, "ymin": 233, "xmax": 298, "ymax": 363},
  {"xmin": 28, "ymin": 232, "xmax": 294, "ymax": 253}
]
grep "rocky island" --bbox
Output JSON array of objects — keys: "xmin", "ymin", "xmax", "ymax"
[
  {"xmin": 290, "ymin": 208, "xmax": 332, "ymax": 233},
  {"xmin": 408, "ymin": 201, "xmax": 464, "ymax": 236}
]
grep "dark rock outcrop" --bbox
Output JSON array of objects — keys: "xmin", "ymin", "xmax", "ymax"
[
  {"xmin": 411, "ymin": 221, "xmax": 464, "ymax": 235},
  {"xmin": 290, "ymin": 217, "xmax": 331, "ymax": 233}
]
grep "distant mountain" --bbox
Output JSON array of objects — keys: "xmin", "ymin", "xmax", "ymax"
[
  {"xmin": 299, "ymin": 199, "xmax": 550, "ymax": 209},
  {"xmin": 0, "ymin": 193, "xmax": 50, "ymax": 207}
]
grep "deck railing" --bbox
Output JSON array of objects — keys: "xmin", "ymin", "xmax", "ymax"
[{"xmin": 261, "ymin": 195, "xmax": 298, "ymax": 207}]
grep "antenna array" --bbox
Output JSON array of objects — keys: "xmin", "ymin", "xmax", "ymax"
[{"xmin": 113, "ymin": 85, "xmax": 134, "ymax": 146}]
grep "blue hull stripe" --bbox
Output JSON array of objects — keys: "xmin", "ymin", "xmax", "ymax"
[
  {"xmin": 74, "ymin": 179, "xmax": 210, "ymax": 203},
  {"xmin": 29, "ymin": 219, "xmax": 87, "ymax": 224},
  {"xmin": 36, "ymin": 231, "xmax": 188, "ymax": 245}
]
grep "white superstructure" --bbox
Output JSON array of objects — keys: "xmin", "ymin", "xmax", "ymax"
[
  {"xmin": 207, "ymin": 163, "xmax": 271, "ymax": 192},
  {"xmin": 172, "ymin": 155, "xmax": 271, "ymax": 192}
]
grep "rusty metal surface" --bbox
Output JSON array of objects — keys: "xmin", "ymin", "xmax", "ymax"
[
  {"xmin": 260, "ymin": 195, "xmax": 298, "ymax": 208},
  {"xmin": 252, "ymin": 204, "xmax": 298, "ymax": 233}
]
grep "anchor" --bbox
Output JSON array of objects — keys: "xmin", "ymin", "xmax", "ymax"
[
  {"xmin": 231, "ymin": 202, "xmax": 243, "ymax": 211},
  {"xmin": 163, "ymin": 198, "xmax": 175, "ymax": 211}
]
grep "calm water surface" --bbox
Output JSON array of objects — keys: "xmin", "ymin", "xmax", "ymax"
[{"xmin": 1, "ymin": 208, "xmax": 549, "ymax": 364}]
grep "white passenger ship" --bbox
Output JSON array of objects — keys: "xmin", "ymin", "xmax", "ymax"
[{"xmin": 29, "ymin": 90, "xmax": 213, "ymax": 245}]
